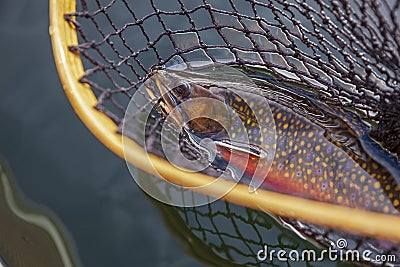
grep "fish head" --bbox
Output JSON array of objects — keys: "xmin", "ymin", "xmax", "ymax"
[
  {"xmin": 146, "ymin": 68, "xmax": 275, "ymax": 156},
  {"xmin": 145, "ymin": 66, "xmax": 276, "ymax": 188},
  {"xmin": 146, "ymin": 69, "xmax": 230, "ymax": 135}
]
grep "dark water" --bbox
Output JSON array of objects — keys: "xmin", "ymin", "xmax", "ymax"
[{"xmin": 0, "ymin": 1, "xmax": 202, "ymax": 266}]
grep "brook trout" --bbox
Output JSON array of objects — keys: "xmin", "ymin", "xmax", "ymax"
[{"xmin": 148, "ymin": 67, "xmax": 400, "ymax": 215}]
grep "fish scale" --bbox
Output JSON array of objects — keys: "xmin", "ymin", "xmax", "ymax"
[{"xmin": 219, "ymin": 89, "xmax": 400, "ymax": 214}]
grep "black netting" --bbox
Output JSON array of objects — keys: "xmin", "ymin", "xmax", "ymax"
[
  {"xmin": 130, "ymin": 166, "xmax": 399, "ymax": 266},
  {"xmin": 65, "ymin": 0, "xmax": 400, "ymax": 155},
  {"xmin": 168, "ymin": 201, "xmax": 323, "ymax": 267},
  {"xmin": 150, "ymin": 190, "xmax": 400, "ymax": 266}
]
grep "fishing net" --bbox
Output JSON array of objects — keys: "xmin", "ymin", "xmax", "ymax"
[{"xmin": 50, "ymin": 0, "xmax": 400, "ymax": 256}]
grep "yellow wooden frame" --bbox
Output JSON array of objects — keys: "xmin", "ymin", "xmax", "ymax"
[{"xmin": 50, "ymin": 0, "xmax": 400, "ymax": 242}]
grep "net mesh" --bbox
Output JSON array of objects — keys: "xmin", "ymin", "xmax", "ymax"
[
  {"xmin": 153, "ymin": 189, "xmax": 400, "ymax": 266},
  {"xmin": 169, "ymin": 200, "xmax": 327, "ymax": 267},
  {"xmin": 66, "ymin": 0, "xmax": 400, "ymax": 156},
  {"xmin": 132, "ymin": 166, "xmax": 399, "ymax": 266}
]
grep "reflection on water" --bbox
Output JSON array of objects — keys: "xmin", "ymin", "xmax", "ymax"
[{"xmin": 0, "ymin": 159, "xmax": 80, "ymax": 267}]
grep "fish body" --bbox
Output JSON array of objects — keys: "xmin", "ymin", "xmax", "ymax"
[
  {"xmin": 149, "ymin": 68, "xmax": 400, "ymax": 215},
  {"xmin": 219, "ymin": 98, "xmax": 400, "ymax": 214}
]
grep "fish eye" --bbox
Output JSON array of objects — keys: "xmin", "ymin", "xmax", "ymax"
[{"xmin": 173, "ymin": 83, "xmax": 191, "ymax": 99}]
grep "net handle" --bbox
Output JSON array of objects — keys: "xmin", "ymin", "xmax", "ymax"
[{"xmin": 49, "ymin": 0, "xmax": 400, "ymax": 242}]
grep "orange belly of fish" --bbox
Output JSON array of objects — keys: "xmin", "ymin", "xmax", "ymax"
[{"xmin": 217, "ymin": 145, "xmax": 320, "ymax": 200}]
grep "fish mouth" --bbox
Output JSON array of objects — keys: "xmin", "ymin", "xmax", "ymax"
[
  {"xmin": 146, "ymin": 69, "xmax": 228, "ymax": 129},
  {"xmin": 146, "ymin": 69, "xmax": 178, "ymax": 115}
]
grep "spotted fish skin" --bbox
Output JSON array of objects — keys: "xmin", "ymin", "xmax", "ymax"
[
  {"xmin": 154, "ymin": 80, "xmax": 400, "ymax": 215},
  {"xmin": 219, "ymin": 88, "xmax": 400, "ymax": 215}
]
